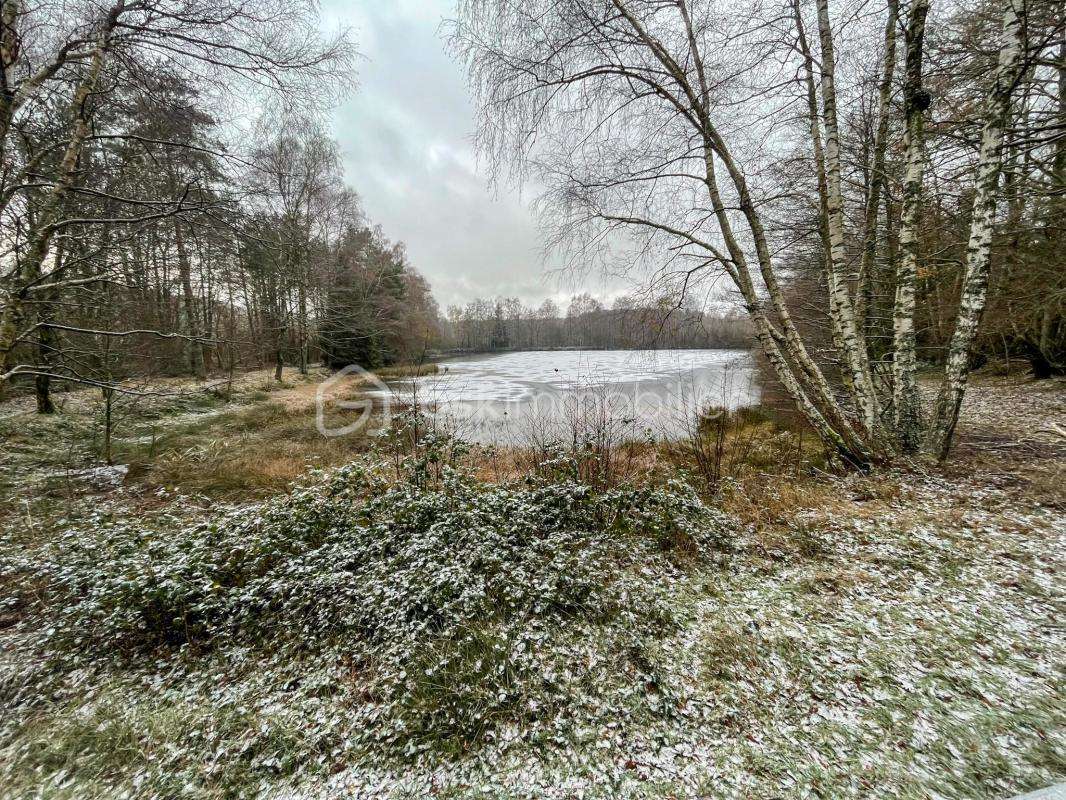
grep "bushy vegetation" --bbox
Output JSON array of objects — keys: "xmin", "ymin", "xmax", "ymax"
[
  {"xmin": 2, "ymin": 384, "xmax": 1063, "ymax": 799},
  {"xmin": 0, "ymin": 444, "xmax": 734, "ymax": 795},
  {"xmin": 669, "ymin": 405, "xmax": 829, "ymax": 493}
]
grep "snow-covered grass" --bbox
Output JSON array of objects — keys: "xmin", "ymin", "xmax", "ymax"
[
  {"xmin": 0, "ymin": 449, "xmax": 736, "ymax": 799},
  {"xmin": 292, "ymin": 467, "xmax": 1062, "ymax": 800},
  {"xmin": 0, "ymin": 375, "xmax": 1063, "ymax": 799},
  {"xmin": 0, "ymin": 367, "xmax": 387, "ymax": 519}
]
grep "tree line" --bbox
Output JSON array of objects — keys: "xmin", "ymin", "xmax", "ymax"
[
  {"xmin": 442, "ymin": 294, "xmax": 752, "ymax": 352},
  {"xmin": 0, "ymin": 0, "xmax": 441, "ymax": 412},
  {"xmin": 452, "ymin": 0, "xmax": 1064, "ymax": 462}
]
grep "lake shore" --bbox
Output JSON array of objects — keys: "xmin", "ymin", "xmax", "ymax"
[
  {"xmin": 369, "ymin": 348, "xmax": 761, "ymax": 444},
  {"xmin": 1, "ymin": 369, "xmax": 1063, "ymax": 799}
]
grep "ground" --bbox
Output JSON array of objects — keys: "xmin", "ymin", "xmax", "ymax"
[{"xmin": 0, "ymin": 369, "xmax": 1063, "ymax": 799}]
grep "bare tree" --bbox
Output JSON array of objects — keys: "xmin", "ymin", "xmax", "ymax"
[
  {"xmin": 450, "ymin": 0, "xmax": 1049, "ymax": 463},
  {"xmin": 929, "ymin": 0, "xmax": 1030, "ymax": 456},
  {"xmin": 0, "ymin": 0, "xmax": 354, "ymax": 391}
]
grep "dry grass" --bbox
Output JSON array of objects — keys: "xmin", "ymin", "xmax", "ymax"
[
  {"xmin": 663, "ymin": 405, "xmax": 830, "ymax": 497},
  {"xmin": 135, "ymin": 385, "xmax": 383, "ymax": 498},
  {"xmin": 5, "ymin": 362, "xmax": 1060, "ymax": 532},
  {"xmin": 2, "ymin": 368, "xmax": 1063, "ymax": 799},
  {"xmin": 0, "ymin": 365, "xmax": 392, "ymax": 509},
  {"xmin": 466, "ymin": 438, "xmax": 670, "ymax": 487},
  {"xmin": 375, "ymin": 363, "xmax": 440, "ymax": 380}
]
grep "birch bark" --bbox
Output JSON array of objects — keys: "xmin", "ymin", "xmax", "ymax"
[
  {"xmin": 892, "ymin": 0, "xmax": 930, "ymax": 452},
  {"xmin": 814, "ymin": 0, "xmax": 881, "ymax": 435},
  {"xmin": 668, "ymin": 0, "xmax": 874, "ymax": 461},
  {"xmin": 0, "ymin": 0, "xmax": 17, "ymax": 157},
  {"xmin": 929, "ymin": 0, "xmax": 1027, "ymax": 457},
  {"xmin": 793, "ymin": 0, "xmax": 850, "ymax": 388},
  {"xmin": 856, "ymin": 0, "xmax": 899, "ymax": 350}
]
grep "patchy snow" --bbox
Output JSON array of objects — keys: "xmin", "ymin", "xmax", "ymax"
[
  {"xmin": 41, "ymin": 463, "xmax": 129, "ymax": 489},
  {"xmin": 284, "ymin": 466, "xmax": 1063, "ymax": 800},
  {"xmin": 1, "ymin": 375, "xmax": 1063, "ymax": 799},
  {"xmin": 365, "ymin": 349, "xmax": 760, "ymax": 442}
]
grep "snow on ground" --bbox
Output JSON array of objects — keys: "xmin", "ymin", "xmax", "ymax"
[
  {"xmin": 277, "ymin": 378, "xmax": 1065, "ymax": 798},
  {"xmin": 1, "ymin": 372, "xmax": 1063, "ymax": 799},
  {"xmin": 294, "ymin": 466, "xmax": 1063, "ymax": 799}
]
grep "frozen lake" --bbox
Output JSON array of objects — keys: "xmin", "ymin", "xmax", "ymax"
[{"xmin": 370, "ymin": 349, "xmax": 759, "ymax": 443}]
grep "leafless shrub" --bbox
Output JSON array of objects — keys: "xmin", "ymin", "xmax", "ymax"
[
  {"xmin": 508, "ymin": 382, "xmax": 653, "ymax": 489},
  {"xmin": 668, "ymin": 402, "xmax": 827, "ymax": 495}
]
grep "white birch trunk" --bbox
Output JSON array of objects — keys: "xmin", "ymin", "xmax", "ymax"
[
  {"xmin": 700, "ymin": 139, "xmax": 874, "ymax": 463},
  {"xmin": 856, "ymin": 0, "xmax": 899, "ymax": 345},
  {"xmin": 792, "ymin": 0, "xmax": 850, "ymax": 393},
  {"xmin": 929, "ymin": 0, "xmax": 1027, "ymax": 457},
  {"xmin": 814, "ymin": 0, "xmax": 881, "ymax": 435},
  {"xmin": 892, "ymin": 0, "xmax": 931, "ymax": 452},
  {"xmin": 0, "ymin": 0, "xmax": 17, "ymax": 155},
  {"xmin": 621, "ymin": 0, "xmax": 876, "ymax": 462}
]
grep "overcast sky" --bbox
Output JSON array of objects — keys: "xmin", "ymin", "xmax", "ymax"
[{"xmin": 318, "ymin": 0, "xmax": 626, "ymax": 310}]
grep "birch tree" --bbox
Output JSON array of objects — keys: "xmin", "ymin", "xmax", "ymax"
[
  {"xmin": 451, "ymin": 0, "xmax": 1047, "ymax": 463},
  {"xmin": 929, "ymin": 0, "xmax": 1029, "ymax": 457},
  {"xmin": 894, "ymin": 0, "xmax": 932, "ymax": 451},
  {"xmin": 856, "ymin": 0, "xmax": 899, "ymax": 346}
]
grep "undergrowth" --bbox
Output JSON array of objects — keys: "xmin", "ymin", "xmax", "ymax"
[
  {"xmin": 1, "ymin": 388, "xmax": 1062, "ymax": 799},
  {"xmin": 0, "ymin": 443, "xmax": 735, "ymax": 797}
]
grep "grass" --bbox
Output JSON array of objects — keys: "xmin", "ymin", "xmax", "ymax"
[
  {"xmin": 690, "ymin": 545, "xmax": 1063, "ymax": 797},
  {"xmin": 0, "ymin": 674, "xmax": 329, "ymax": 800},
  {"xmin": 0, "ymin": 364, "xmax": 822, "ymax": 516},
  {"xmin": 375, "ymin": 362, "xmax": 440, "ymax": 380},
  {"xmin": 141, "ymin": 398, "xmax": 372, "ymax": 496},
  {"xmin": 663, "ymin": 404, "xmax": 832, "ymax": 502},
  {"xmin": 0, "ymin": 369, "xmax": 1063, "ymax": 799},
  {"xmin": 0, "ymin": 365, "xmax": 391, "ymax": 516}
]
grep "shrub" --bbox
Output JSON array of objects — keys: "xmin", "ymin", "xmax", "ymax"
[
  {"xmin": 669, "ymin": 404, "xmax": 829, "ymax": 493},
  {"xmin": 5, "ymin": 460, "xmax": 736, "ymax": 751}
]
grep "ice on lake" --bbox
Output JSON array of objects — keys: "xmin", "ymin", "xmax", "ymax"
[{"xmin": 366, "ymin": 349, "xmax": 759, "ymax": 443}]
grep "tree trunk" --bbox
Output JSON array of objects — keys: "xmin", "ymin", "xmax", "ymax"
[
  {"xmin": 857, "ymin": 0, "xmax": 899, "ymax": 348},
  {"xmin": 666, "ymin": 0, "xmax": 876, "ymax": 463},
  {"xmin": 1026, "ymin": 326, "xmax": 1054, "ymax": 379},
  {"xmin": 298, "ymin": 283, "xmax": 309, "ymax": 375},
  {"xmin": 0, "ymin": 0, "xmax": 17, "ymax": 163},
  {"xmin": 929, "ymin": 0, "xmax": 1027, "ymax": 458},
  {"xmin": 793, "ymin": 0, "xmax": 850, "ymax": 388},
  {"xmin": 700, "ymin": 140, "xmax": 874, "ymax": 464},
  {"xmin": 814, "ymin": 0, "xmax": 880, "ymax": 435},
  {"xmin": 35, "ymin": 373, "xmax": 55, "ymax": 413},
  {"xmin": 102, "ymin": 387, "xmax": 114, "ymax": 465},
  {"xmin": 875, "ymin": 179, "xmax": 901, "ymax": 362},
  {"xmin": 34, "ymin": 311, "xmax": 57, "ymax": 413},
  {"xmin": 174, "ymin": 219, "xmax": 207, "ymax": 380},
  {"xmin": 892, "ymin": 0, "xmax": 931, "ymax": 452}
]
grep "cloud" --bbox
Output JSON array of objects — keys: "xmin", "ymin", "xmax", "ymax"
[{"xmin": 319, "ymin": 0, "xmax": 625, "ymax": 309}]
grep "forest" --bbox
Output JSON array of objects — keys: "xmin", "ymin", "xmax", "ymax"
[
  {"xmin": 450, "ymin": 0, "xmax": 1065, "ymax": 461},
  {"xmin": 0, "ymin": 0, "xmax": 1064, "ymax": 798},
  {"xmin": 0, "ymin": 0, "xmax": 1061, "ymax": 448},
  {"xmin": 0, "ymin": 0, "xmax": 752, "ymax": 411},
  {"xmin": 0, "ymin": 0, "xmax": 446, "ymax": 404},
  {"xmin": 442, "ymin": 294, "xmax": 752, "ymax": 351}
]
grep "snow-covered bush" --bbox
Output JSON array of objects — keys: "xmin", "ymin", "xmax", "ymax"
[{"xmin": 9, "ymin": 461, "xmax": 736, "ymax": 750}]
